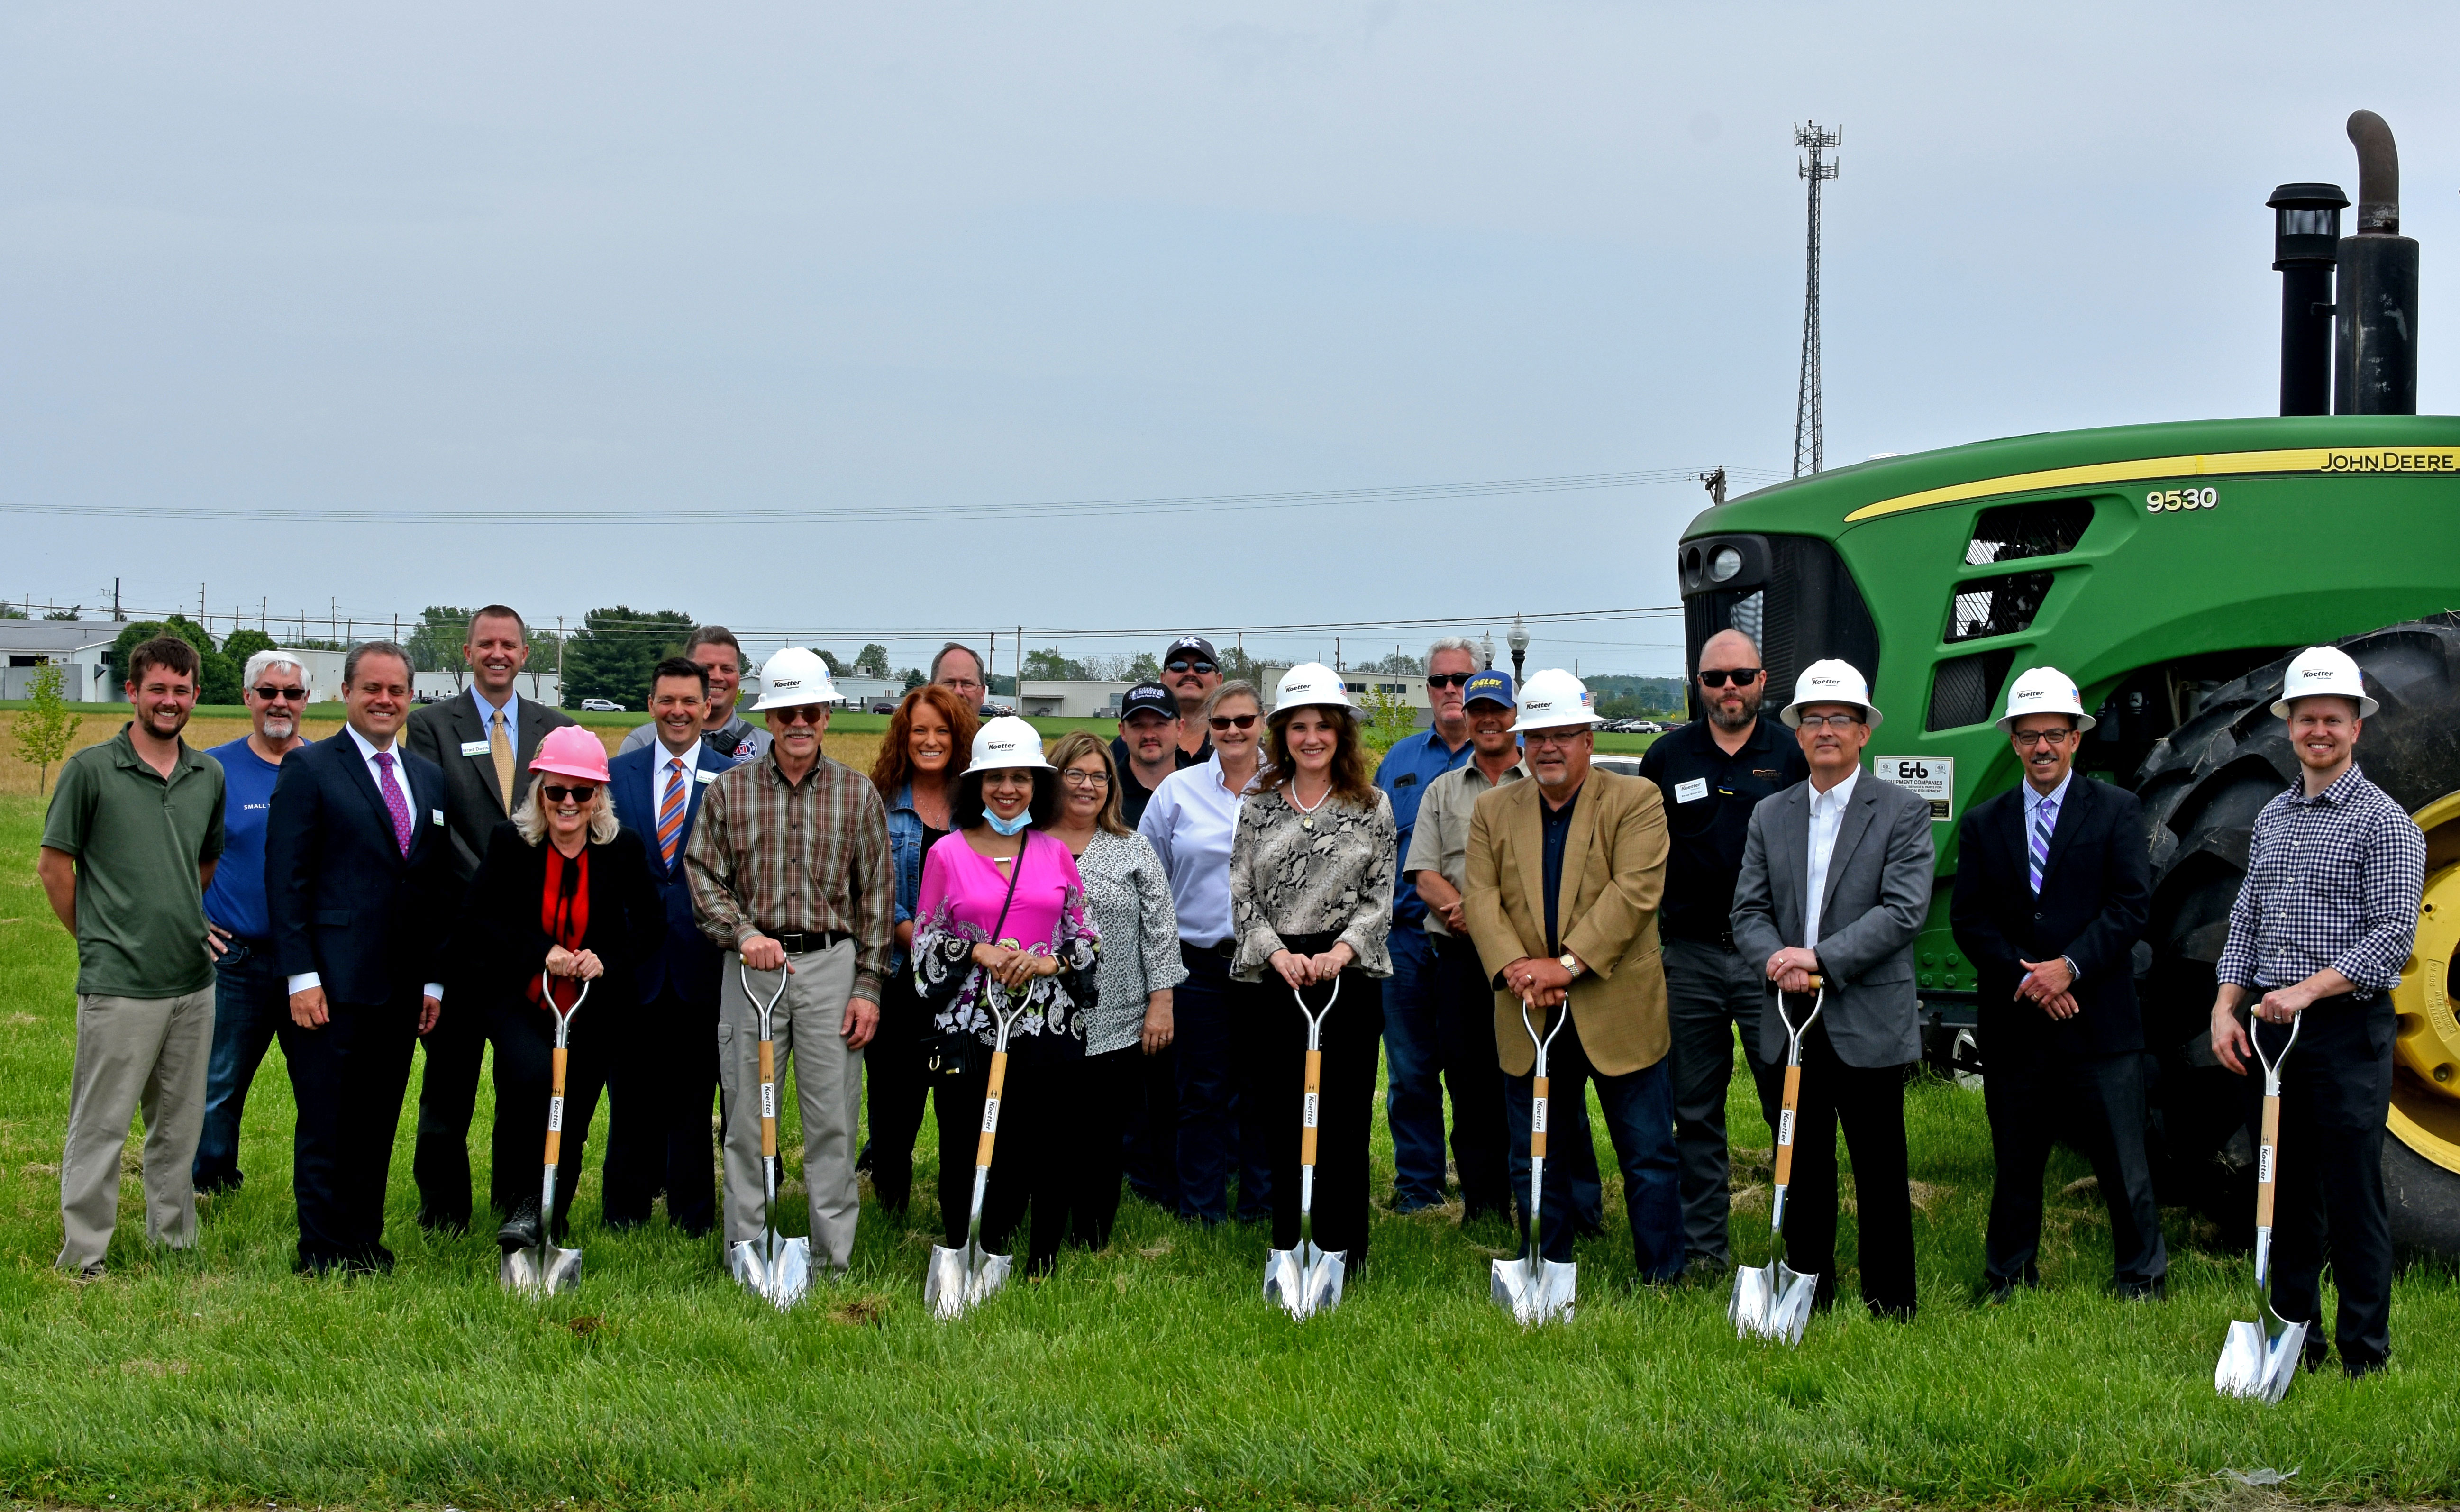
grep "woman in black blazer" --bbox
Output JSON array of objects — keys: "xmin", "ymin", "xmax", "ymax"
[{"xmin": 460, "ymin": 727, "xmax": 662, "ymax": 1253}]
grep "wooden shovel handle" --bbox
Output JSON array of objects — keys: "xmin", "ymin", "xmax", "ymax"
[
  {"xmin": 758, "ymin": 1038, "xmax": 778, "ymax": 1159},
  {"xmin": 544, "ymin": 1045, "xmax": 567, "ymax": 1167},
  {"xmin": 2255, "ymin": 1092, "xmax": 2280, "ymax": 1230},
  {"xmin": 977, "ymin": 1048, "xmax": 1010, "ymax": 1167},
  {"xmin": 1772, "ymin": 1063, "xmax": 1802, "ymax": 1189},
  {"xmin": 1300, "ymin": 1047, "xmax": 1322, "ymax": 1166},
  {"xmin": 1530, "ymin": 1074, "xmax": 1549, "ymax": 1159}
]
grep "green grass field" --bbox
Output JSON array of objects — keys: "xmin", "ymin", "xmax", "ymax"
[{"xmin": 2, "ymin": 790, "xmax": 2455, "ymax": 1508}]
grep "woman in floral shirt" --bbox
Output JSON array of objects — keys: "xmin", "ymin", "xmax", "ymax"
[{"xmin": 911, "ymin": 716, "xmax": 1100, "ymax": 1278}]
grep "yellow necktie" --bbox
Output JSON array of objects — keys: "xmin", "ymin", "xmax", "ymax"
[{"xmin": 491, "ymin": 708, "xmax": 516, "ymax": 813}]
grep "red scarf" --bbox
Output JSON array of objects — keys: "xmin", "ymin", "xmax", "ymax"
[{"xmin": 527, "ymin": 843, "xmax": 592, "ymax": 1011}]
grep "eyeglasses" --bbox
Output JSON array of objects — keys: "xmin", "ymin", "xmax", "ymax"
[
  {"xmin": 539, "ymin": 784, "xmax": 598, "ymax": 804},
  {"xmin": 770, "ymin": 705, "xmax": 828, "ymax": 726},
  {"xmin": 1168, "ymin": 659, "xmax": 1217, "ymax": 675},
  {"xmin": 1061, "ymin": 770, "xmax": 1111, "ymax": 789},
  {"xmin": 1426, "ymin": 673, "xmax": 1475, "ymax": 689},
  {"xmin": 1698, "ymin": 668, "xmax": 1763, "ymax": 688},
  {"xmin": 1208, "ymin": 712, "xmax": 1258, "ymax": 731},
  {"xmin": 1523, "ymin": 729, "xmax": 1587, "ymax": 747},
  {"xmin": 1795, "ymin": 713, "xmax": 1863, "ymax": 730},
  {"xmin": 2011, "ymin": 728, "xmax": 2076, "ymax": 747},
  {"xmin": 253, "ymin": 685, "xmax": 308, "ymax": 702}
]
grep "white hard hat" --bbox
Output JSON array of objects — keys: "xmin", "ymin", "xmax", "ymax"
[
  {"xmin": 1998, "ymin": 665, "xmax": 2097, "ymax": 733},
  {"xmin": 2271, "ymin": 645, "xmax": 2378, "ymax": 719},
  {"xmin": 751, "ymin": 647, "xmax": 840, "ymax": 710},
  {"xmin": 969, "ymin": 714, "xmax": 1054, "ymax": 771},
  {"xmin": 1269, "ymin": 662, "xmax": 1352, "ymax": 716},
  {"xmin": 1515, "ymin": 668, "xmax": 1604, "ymax": 732},
  {"xmin": 1780, "ymin": 658, "xmax": 1883, "ymax": 729}
]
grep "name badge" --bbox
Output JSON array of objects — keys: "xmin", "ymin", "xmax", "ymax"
[
  {"xmin": 695, "ymin": 768, "xmax": 718, "ymax": 784},
  {"xmin": 458, "ymin": 739, "xmax": 491, "ymax": 756},
  {"xmin": 431, "ymin": 809, "xmax": 446, "ymax": 826},
  {"xmin": 1674, "ymin": 778, "xmax": 1709, "ymax": 805}
]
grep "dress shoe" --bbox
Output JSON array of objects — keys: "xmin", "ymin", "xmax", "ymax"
[
  {"xmin": 497, "ymin": 1199, "xmax": 544, "ymax": 1255},
  {"xmin": 2343, "ymin": 1352, "xmax": 2388, "ymax": 1381}
]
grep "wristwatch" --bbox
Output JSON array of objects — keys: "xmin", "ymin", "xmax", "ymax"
[{"xmin": 1558, "ymin": 952, "xmax": 1584, "ymax": 980}]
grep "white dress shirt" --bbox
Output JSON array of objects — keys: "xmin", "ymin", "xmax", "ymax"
[
  {"xmin": 1803, "ymin": 764, "xmax": 1860, "ymax": 950},
  {"xmin": 1137, "ymin": 752, "xmax": 1255, "ymax": 947},
  {"xmin": 472, "ymin": 685, "xmax": 518, "ymax": 750},
  {"xmin": 653, "ymin": 737, "xmax": 704, "ymax": 826},
  {"xmin": 2021, "ymin": 771, "xmax": 2073, "ymax": 834},
  {"xmin": 287, "ymin": 723, "xmax": 444, "ymax": 1002}
]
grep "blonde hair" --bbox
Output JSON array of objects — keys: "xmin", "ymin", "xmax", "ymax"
[
  {"xmin": 1046, "ymin": 729, "xmax": 1129, "ymax": 836},
  {"xmin": 512, "ymin": 783, "xmax": 620, "ymax": 847}
]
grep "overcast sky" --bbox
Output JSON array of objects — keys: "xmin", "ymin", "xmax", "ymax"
[{"xmin": 5, "ymin": 2, "xmax": 2456, "ymax": 676}]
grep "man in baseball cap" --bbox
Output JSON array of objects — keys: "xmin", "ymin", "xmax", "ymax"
[
  {"xmin": 1162, "ymin": 637, "xmax": 1221, "ymax": 763},
  {"xmin": 2208, "ymin": 645, "xmax": 2422, "ymax": 1378},
  {"xmin": 1110, "ymin": 681, "xmax": 1188, "ymax": 830}
]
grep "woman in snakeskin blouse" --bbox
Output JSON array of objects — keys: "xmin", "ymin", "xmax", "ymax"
[{"xmin": 1229, "ymin": 663, "xmax": 1396, "ymax": 1277}]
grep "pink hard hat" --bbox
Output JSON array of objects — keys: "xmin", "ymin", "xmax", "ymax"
[{"xmin": 530, "ymin": 725, "xmax": 612, "ymax": 784}]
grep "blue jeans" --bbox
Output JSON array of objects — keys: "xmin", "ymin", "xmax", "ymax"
[
  {"xmin": 1382, "ymin": 927, "xmax": 1446, "ymax": 1208},
  {"xmin": 192, "ymin": 940, "xmax": 288, "ymax": 1192},
  {"xmin": 1504, "ymin": 1011, "xmax": 1680, "ymax": 1279},
  {"xmin": 1174, "ymin": 946, "xmax": 1271, "ymax": 1224}
]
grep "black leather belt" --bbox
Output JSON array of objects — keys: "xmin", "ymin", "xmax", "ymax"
[
  {"xmin": 1669, "ymin": 929, "xmax": 1738, "ymax": 953},
  {"xmin": 1181, "ymin": 939, "xmax": 1234, "ymax": 962},
  {"xmin": 774, "ymin": 930, "xmax": 851, "ymax": 954}
]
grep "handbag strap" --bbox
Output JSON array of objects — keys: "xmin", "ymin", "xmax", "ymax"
[{"xmin": 987, "ymin": 830, "xmax": 1029, "ymax": 944}]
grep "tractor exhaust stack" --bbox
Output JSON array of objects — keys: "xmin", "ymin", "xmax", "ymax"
[
  {"xmin": 2269, "ymin": 181, "xmax": 2345, "ymax": 417},
  {"xmin": 2335, "ymin": 110, "xmax": 2419, "ymax": 415}
]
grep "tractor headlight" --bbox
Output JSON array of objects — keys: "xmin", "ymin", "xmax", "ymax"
[{"xmin": 1708, "ymin": 545, "xmax": 1744, "ymax": 583}]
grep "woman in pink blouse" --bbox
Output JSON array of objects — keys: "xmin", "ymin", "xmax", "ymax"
[{"xmin": 911, "ymin": 716, "xmax": 1100, "ymax": 1279}]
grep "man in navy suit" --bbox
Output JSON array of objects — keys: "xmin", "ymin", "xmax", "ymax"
[
  {"xmin": 604, "ymin": 656, "xmax": 738, "ymax": 1235},
  {"xmin": 1951, "ymin": 666, "xmax": 2164, "ymax": 1301},
  {"xmin": 265, "ymin": 642, "xmax": 454, "ymax": 1275}
]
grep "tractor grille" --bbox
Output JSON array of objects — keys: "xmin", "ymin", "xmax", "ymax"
[
  {"xmin": 1681, "ymin": 534, "xmax": 1878, "ymax": 720},
  {"xmin": 1927, "ymin": 648, "xmax": 2016, "ymax": 731},
  {"xmin": 1947, "ymin": 570, "xmax": 2055, "ymax": 642},
  {"xmin": 1966, "ymin": 498, "xmax": 2093, "ymax": 564}
]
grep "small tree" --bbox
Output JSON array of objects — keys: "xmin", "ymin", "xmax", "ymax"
[
  {"xmin": 14, "ymin": 662, "xmax": 84, "ymax": 795},
  {"xmin": 855, "ymin": 643, "xmax": 892, "ymax": 678},
  {"xmin": 1359, "ymin": 687, "xmax": 1418, "ymax": 752}
]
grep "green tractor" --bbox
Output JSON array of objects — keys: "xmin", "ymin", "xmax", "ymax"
[{"xmin": 1676, "ymin": 112, "xmax": 2460, "ymax": 1255}]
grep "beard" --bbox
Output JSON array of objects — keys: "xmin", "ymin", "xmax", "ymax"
[{"xmin": 1707, "ymin": 694, "xmax": 1760, "ymax": 731}]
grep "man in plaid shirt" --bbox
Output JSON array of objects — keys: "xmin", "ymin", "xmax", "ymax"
[
  {"xmin": 688, "ymin": 647, "xmax": 893, "ymax": 1280},
  {"xmin": 2210, "ymin": 645, "xmax": 2424, "ymax": 1380}
]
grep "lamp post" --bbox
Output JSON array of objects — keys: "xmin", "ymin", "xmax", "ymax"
[
  {"xmin": 1480, "ymin": 631, "xmax": 1495, "ymax": 671},
  {"xmin": 1507, "ymin": 614, "xmax": 1530, "ymax": 683}
]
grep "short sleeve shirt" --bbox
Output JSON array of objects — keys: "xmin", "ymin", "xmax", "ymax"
[
  {"xmin": 1638, "ymin": 716, "xmax": 1808, "ymax": 943},
  {"xmin": 41, "ymin": 726, "xmax": 226, "ymax": 997}
]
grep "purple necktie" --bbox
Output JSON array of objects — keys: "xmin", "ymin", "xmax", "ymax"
[{"xmin": 374, "ymin": 750, "xmax": 413, "ymax": 857}]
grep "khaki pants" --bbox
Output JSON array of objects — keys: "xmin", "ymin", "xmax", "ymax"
[
  {"xmin": 60, "ymin": 987, "xmax": 215, "ymax": 1271},
  {"xmin": 718, "ymin": 941, "xmax": 862, "ymax": 1275}
]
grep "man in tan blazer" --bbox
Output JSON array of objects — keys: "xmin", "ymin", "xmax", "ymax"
[{"xmin": 1464, "ymin": 668, "xmax": 1680, "ymax": 1282}]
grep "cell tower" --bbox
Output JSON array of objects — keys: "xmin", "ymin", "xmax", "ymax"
[{"xmin": 1792, "ymin": 121, "xmax": 1841, "ymax": 477}]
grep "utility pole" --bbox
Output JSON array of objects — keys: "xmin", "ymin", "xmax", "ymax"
[
  {"xmin": 1793, "ymin": 121, "xmax": 1841, "ymax": 479},
  {"xmin": 112, "ymin": 577, "xmax": 121, "ymax": 620}
]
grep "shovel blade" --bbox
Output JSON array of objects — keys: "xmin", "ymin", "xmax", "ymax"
[
  {"xmin": 1490, "ymin": 1256, "xmax": 1576, "ymax": 1327},
  {"xmin": 2216, "ymin": 1318, "xmax": 2306, "ymax": 1405},
  {"xmin": 1265, "ymin": 1242, "xmax": 1346, "ymax": 1320},
  {"xmin": 1732, "ymin": 1260, "xmax": 1819, "ymax": 1345},
  {"xmin": 924, "ymin": 1241, "xmax": 1012, "ymax": 1320},
  {"xmin": 731, "ymin": 1235, "xmax": 813, "ymax": 1309},
  {"xmin": 499, "ymin": 1245, "xmax": 583, "ymax": 1297}
]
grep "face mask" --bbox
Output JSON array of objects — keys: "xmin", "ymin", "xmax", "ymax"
[{"xmin": 985, "ymin": 805, "xmax": 1033, "ymax": 837}]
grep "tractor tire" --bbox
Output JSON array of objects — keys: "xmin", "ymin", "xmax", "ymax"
[{"xmin": 2133, "ymin": 616, "xmax": 2460, "ymax": 1259}]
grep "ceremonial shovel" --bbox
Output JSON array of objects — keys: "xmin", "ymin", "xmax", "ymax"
[
  {"xmin": 1264, "ymin": 977, "xmax": 1348, "ymax": 1320},
  {"xmin": 1732, "ymin": 977, "xmax": 1823, "ymax": 1345},
  {"xmin": 729, "ymin": 962, "xmax": 813, "ymax": 1308},
  {"xmin": 501, "ymin": 969, "xmax": 588, "ymax": 1297},
  {"xmin": 2217, "ymin": 1012, "xmax": 2307, "ymax": 1404},
  {"xmin": 1491, "ymin": 996, "xmax": 1576, "ymax": 1325}
]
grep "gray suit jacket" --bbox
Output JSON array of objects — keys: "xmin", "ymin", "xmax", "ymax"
[
  {"xmin": 404, "ymin": 691, "xmax": 578, "ymax": 884},
  {"xmin": 1731, "ymin": 770, "xmax": 1935, "ymax": 1068}
]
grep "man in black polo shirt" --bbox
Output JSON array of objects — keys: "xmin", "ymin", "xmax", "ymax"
[
  {"xmin": 1636, "ymin": 628, "xmax": 1808, "ymax": 1278},
  {"xmin": 1108, "ymin": 681, "xmax": 1189, "ymax": 828}
]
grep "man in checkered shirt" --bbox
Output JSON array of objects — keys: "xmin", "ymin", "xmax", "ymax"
[{"xmin": 2210, "ymin": 645, "xmax": 2424, "ymax": 1381}]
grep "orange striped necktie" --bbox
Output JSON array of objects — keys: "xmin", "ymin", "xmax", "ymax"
[{"xmin": 658, "ymin": 757, "xmax": 687, "ymax": 866}]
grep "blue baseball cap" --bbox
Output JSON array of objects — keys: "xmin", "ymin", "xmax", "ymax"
[{"xmin": 1463, "ymin": 669, "xmax": 1514, "ymax": 709}]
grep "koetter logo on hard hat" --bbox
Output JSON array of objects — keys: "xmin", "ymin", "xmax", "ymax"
[{"xmin": 773, "ymin": 677, "xmax": 799, "ymax": 689}]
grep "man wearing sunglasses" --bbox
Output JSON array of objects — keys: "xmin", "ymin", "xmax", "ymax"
[
  {"xmin": 1636, "ymin": 629, "xmax": 1806, "ymax": 1280},
  {"xmin": 1372, "ymin": 636, "xmax": 1481, "ymax": 1211},
  {"xmin": 192, "ymin": 650, "xmax": 316, "ymax": 1195},
  {"xmin": 403, "ymin": 604, "xmax": 577, "ymax": 1233},
  {"xmin": 1161, "ymin": 636, "xmax": 1221, "ymax": 762},
  {"xmin": 1732, "ymin": 658, "xmax": 1934, "ymax": 1320}
]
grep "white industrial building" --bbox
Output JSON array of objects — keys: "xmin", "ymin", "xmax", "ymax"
[
  {"xmin": 1018, "ymin": 670, "xmax": 1439, "ymax": 722},
  {"xmin": 0, "ymin": 621, "xmax": 132, "ymax": 702}
]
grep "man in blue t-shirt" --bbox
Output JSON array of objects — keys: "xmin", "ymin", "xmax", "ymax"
[
  {"xmin": 192, "ymin": 649, "xmax": 314, "ymax": 1192},
  {"xmin": 1370, "ymin": 637, "xmax": 1479, "ymax": 1211}
]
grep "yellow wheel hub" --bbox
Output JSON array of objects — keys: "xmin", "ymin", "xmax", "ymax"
[{"xmin": 2391, "ymin": 791, "xmax": 2460, "ymax": 1174}]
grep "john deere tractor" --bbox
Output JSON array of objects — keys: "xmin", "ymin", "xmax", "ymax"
[{"xmin": 1676, "ymin": 112, "xmax": 2460, "ymax": 1255}]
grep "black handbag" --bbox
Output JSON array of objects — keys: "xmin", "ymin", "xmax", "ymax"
[{"xmin": 925, "ymin": 836, "xmax": 1028, "ymax": 1080}]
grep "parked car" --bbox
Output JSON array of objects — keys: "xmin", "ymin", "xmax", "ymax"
[
  {"xmin": 867, "ymin": 700, "xmax": 898, "ymax": 715},
  {"xmin": 579, "ymin": 698, "xmax": 625, "ymax": 712},
  {"xmin": 1591, "ymin": 755, "xmax": 1646, "ymax": 780}
]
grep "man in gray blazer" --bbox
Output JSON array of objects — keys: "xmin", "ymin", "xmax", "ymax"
[
  {"xmin": 1731, "ymin": 658, "xmax": 1933, "ymax": 1319},
  {"xmin": 401, "ymin": 603, "xmax": 577, "ymax": 1231}
]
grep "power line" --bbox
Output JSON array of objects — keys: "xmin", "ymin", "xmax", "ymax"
[{"xmin": 0, "ymin": 465, "xmax": 1783, "ymax": 528}]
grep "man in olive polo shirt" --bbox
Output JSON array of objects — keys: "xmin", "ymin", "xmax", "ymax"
[{"xmin": 36, "ymin": 635, "xmax": 227, "ymax": 1279}]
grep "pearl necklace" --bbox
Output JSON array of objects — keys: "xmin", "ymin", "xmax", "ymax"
[{"xmin": 1288, "ymin": 779, "xmax": 1331, "ymax": 830}]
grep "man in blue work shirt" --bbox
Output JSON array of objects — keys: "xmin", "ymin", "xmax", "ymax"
[
  {"xmin": 193, "ymin": 649, "xmax": 315, "ymax": 1193},
  {"xmin": 1637, "ymin": 628, "xmax": 1808, "ymax": 1278},
  {"xmin": 1371, "ymin": 636, "xmax": 1479, "ymax": 1211}
]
